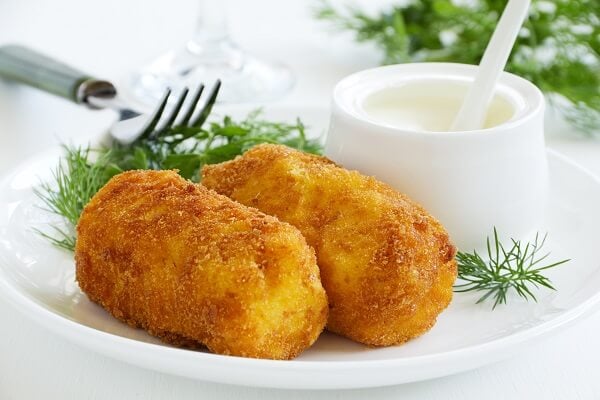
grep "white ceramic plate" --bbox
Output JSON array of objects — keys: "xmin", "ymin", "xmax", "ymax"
[{"xmin": 1, "ymin": 106, "xmax": 599, "ymax": 390}]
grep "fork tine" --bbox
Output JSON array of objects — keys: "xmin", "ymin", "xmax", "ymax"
[
  {"xmin": 179, "ymin": 84, "xmax": 204, "ymax": 126},
  {"xmin": 137, "ymin": 88, "xmax": 171, "ymax": 140},
  {"xmin": 156, "ymin": 87, "xmax": 189, "ymax": 132},
  {"xmin": 190, "ymin": 80, "xmax": 221, "ymax": 128}
]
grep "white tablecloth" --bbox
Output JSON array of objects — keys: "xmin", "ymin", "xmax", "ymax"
[{"xmin": 2, "ymin": 1, "xmax": 600, "ymax": 398}]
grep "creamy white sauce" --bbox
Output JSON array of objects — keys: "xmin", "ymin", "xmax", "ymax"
[{"xmin": 361, "ymin": 80, "xmax": 516, "ymax": 132}]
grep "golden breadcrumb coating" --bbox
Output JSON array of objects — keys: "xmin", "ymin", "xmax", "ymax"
[
  {"xmin": 202, "ymin": 144, "xmax": 457, "ymax": 346},
  {"xmin": 75, "ymin": 170, "xmax": 328, "ymax": 360}
]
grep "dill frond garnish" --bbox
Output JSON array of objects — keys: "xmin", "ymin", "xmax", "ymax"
[{"xmin": 454, "ymin": 228, "xmax": 569, "ymax": 309}]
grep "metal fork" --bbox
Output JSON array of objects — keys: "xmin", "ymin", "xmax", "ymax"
[{"xmin": 0, "ymin": 45, "xmax": 221, "ymax": 144}]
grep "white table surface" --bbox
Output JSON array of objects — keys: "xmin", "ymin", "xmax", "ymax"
[{"xmin": 2, "ymin": 1, "xmax": 600, "ymax": 398}]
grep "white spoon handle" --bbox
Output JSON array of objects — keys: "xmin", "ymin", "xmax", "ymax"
[{"xmin": 451, "ymin": 0, "xmax": 531, "ymax": 132}]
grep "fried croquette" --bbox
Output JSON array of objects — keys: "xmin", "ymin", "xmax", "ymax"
[
  {"xmin": 202, "ymin": 144, "xmax": 457, "ymax": 346},
  {"xmin": 75, "ymin": 170, "xmax": 328, "ymax": 360}
]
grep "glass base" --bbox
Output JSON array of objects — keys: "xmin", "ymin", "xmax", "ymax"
[{"xmin": 130, "ymin": 40, "xmax": 295, "ymax": 105}]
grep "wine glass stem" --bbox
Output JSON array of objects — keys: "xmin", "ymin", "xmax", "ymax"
[{"xmin": 189, "ymin": 0, "xmax": 229, "ymax": 51}]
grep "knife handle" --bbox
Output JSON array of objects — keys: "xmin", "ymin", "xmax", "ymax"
[{"xmin": 0, "ymin": 44, "xmax": 115, "ymax": 106}]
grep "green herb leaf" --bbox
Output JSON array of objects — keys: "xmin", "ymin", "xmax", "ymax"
[
  {"xmin": 34, "ymin": 146, "xmax": 117, "ymax": 251},
  {"xmin": 162, "ymin": 153, "xmax": 202, "ymax": 180},
  {"xmin": 454, "ymin": 228, "xmax": 569, "ymax": 309}
]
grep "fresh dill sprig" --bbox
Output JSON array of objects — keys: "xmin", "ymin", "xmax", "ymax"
[
  {"xmin": 314, "ymin": 0, "xmax": 600, "ymax": 135},
  {"xmin": 34, "ymin": 225, "xmax": 77, "ymax": 252},
  {"xmin": 35, "ymin": 110, "xmax": 323, "ymax": 251},
  {"xmin": 34, "ymin": 146, "xmax": 120, "ymax": 251},
  {"xmin": 454, "ymin": 228, "xmax": 569, "ymax": 309}
]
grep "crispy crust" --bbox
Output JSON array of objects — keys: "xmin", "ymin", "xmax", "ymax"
[
  {"xmin": 202, "ymin": 144, "xmax": 457, "ymax": 346},
  {"xmin": 75, "ymin": 170, "xmax": 328, "ymax": 359}
]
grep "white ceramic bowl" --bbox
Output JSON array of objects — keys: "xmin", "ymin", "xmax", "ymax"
[{"xmin": 325, "ymin": 63, "xmax": 547, "ymax": 251}]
